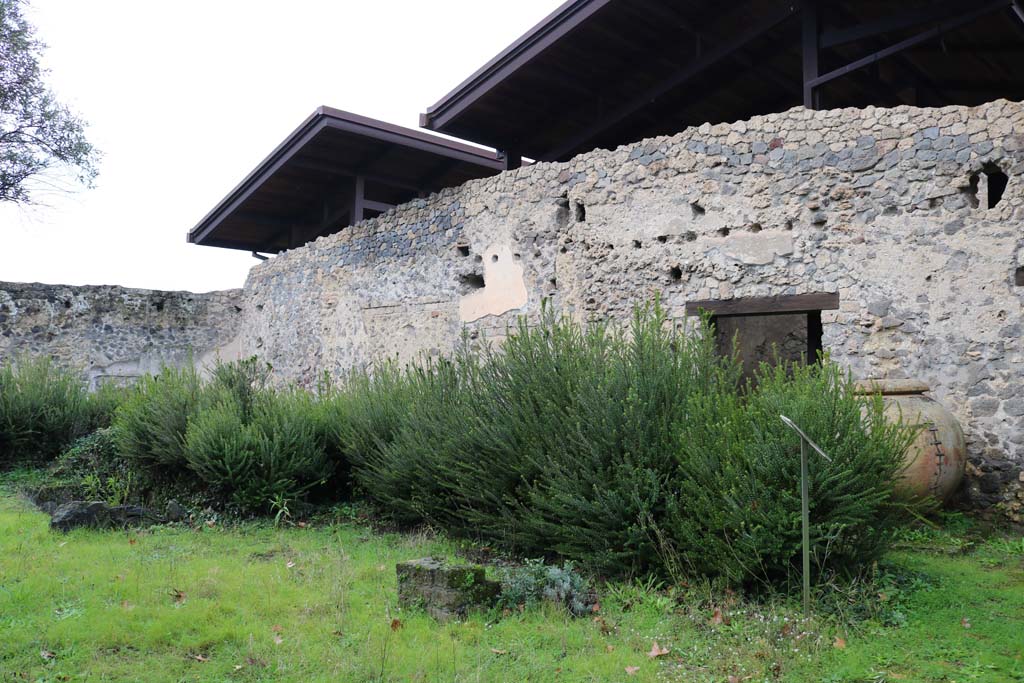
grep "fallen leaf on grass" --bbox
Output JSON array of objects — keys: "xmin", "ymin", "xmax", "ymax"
[
  {"xmin": 170, "ymin": 588, "xmax": 186, "ymax": 604},
  {"xmin": 390, "ymin": 618, "xmax": 403, "ymax": 632},
  {"xmin": 40, "ymin": 649, "xmax": 56, "ymax": 661},
  {"xmin": 490, "ymin": 648, "xmax": 508, "ymax": 655},
  {"xmin": 234, "ymin": 665, "xmax": 243, "ymax": 671},
  {"xmin": 710, "ymin": 607, "xmax": 730, "ymax": 626},
  {"xmin": 286, "ymin": 560, "xmax": 296, "ymax": 569},
  {"xmin": 128, "ymin": 538, "xmax": 137, "ymax": 545},
  {"xmin": 120, "ymin": 600, "xmax": 134, "ymax": 610},
  {"xmin": 272, "ymin": 624, "xmax": 283, "ymax": 633},
  {"xmin": 593, "ymin": 616, "xmax": 613, "ymax": 635},
  {"xmin": 205, "ymin": 520, "xmax": 216, "ymax": 528},
  {"xmin": 192, "ymin": 654, "xmax": 209, "ymax": 662},
  {"xmin": 625, "ymin": 666, "xmax": 640, "ymax": 676},
  {"xmin": 273, "ymin": 634, "xmax": 284, "ymax": 645},
  {"xmin": 647, "ymin": 641, "xmax": 669, "ymax": 658},
  {"xmin": 833, "ymin": 637, "xmax": 846, "ymax": 649},
  {"xmin": 605, "ymin": 645, "xmax": 615, "ymax": 653},
  {"xmin": 728, "ymin": 676, "xmax": 740, "ymax": 683},
  {"xmin": 961, "ymin": 617, "xmax": 971, "ymax": 629},
  {"xmin": 296, "ymin": 521, "xmax": 308, "ymax": 528}
]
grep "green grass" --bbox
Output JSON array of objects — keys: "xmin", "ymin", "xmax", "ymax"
[{"xmin": 1, "ymin": 477, "xmax": 1022, "ymax": 682}]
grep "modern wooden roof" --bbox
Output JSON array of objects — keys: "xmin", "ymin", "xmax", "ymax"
[
  {"xmin": 421, "ymin": 0, "xmax": 1024, "ymax": 162},
  {"xmin": 188, "ymin": 107, "xmax": 505, "ymax": 253}
]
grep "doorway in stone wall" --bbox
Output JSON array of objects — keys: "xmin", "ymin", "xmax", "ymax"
[{"xmin": 685, "ymin": 293, "xmax": 839, "ymax": 381}]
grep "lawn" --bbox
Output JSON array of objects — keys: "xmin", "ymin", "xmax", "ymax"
[{"xmin": 1, "ymin": 476, "xmax": 1022, "ymax": 682}]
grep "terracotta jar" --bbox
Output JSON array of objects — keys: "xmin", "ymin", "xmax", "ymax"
[{"xmin": 854, "ymin": 379, "xmax": 966, "ymax": 503}]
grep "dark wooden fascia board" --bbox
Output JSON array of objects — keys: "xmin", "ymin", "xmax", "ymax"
[
  {"xmin": 420, "ymin": 0, "xmax": 614, "ymax": 133},
  {"xmin": 685, "ymin": 293, "xmax": 840, "ymax": 317}
]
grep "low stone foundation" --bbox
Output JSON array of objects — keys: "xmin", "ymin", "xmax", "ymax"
[{"xmin": 396, "ymin": 558, "xmax": 500, "ymax": 621}]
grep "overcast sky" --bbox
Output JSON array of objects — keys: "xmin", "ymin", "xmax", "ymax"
[{"xmin": 0, "ymin": 0, "xmax": 558, "ymax": 293}]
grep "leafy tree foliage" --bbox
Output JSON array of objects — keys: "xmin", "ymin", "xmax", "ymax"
[{"xmin": 1, "ymin": 0, "xmax": 98, "ymax": 204}]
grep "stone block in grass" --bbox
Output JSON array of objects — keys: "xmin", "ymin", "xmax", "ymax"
[{"xmin": 396, "ymin": 557, "xmax": 500, "ymax": 621}]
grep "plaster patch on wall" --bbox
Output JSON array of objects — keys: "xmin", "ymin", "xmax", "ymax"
[
  {"xmin": 459, "ymin": 243, "xmax": 529, "ymax": 322},
  {"xmin": 719, "ymin": 231, "xmax": 794, "ymax": 265}
]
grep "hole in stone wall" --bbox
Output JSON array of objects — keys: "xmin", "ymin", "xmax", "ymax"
[
  {"xmin": 633, "ymin": 239, "xmax": 642, "ymax": 249},
  {"xmin": 459, "ymin": 273, "xmax": 485, "ymax": 293},
  {"xmin": 549, "ymin": 277, "xmax": 558, "ymax": 288},
  {"xmin": 1015, "ymin": 266, "xmax": 1024, "ymax": 287},
  {"xmin": 785, "ymin": 220, "xmax": 794, "ymax": 230},
  {"xmin": 153, "ymin": 300, "xmax": 165, "ymax": 312},
  {"xmin": 555, "ymin": 196, "xmax": 570, "ymax": 228},
  {"xmin": 513, "ymin": 252, "xmax": 521, "ymax": 261},
  {"xmin": 457, "ymin": 245, "xmax": 470, "ymax": 257},
  {"xmin": 491, "ymin": 254, "xmax": 499, "ymax": 263},
  {"xmin": 964, "ymin": 173, "xmax": 981, "ymax": 208},
  {"xmin": 475, "ymin": 255, "xmax": 483, "ymax": 263},
  {"xmin": 691, "ymin": 202, "xmax": 705, "ymax": 218},
  {"xmin": 669, "ymin": 265, "xmax": 682, "ymax": 281},
  {"xmin": 574, "ymin": 200, "xmax": 586, "ymax": 222},
  {"xmin": 657, "ymin": 235, "xmax": 668, "ymax": 244},
  {"xmin": 717, "ymin": 228, "xmax": 731, "ymax": 237},
  {"xmin": 749, "ymin": 223, "xmax": 762, "ymax": 233},
  {"xmin": 63, "ymin": 300, "xmax": 71, "ymax": 309},
  {"xmin": 685, "ymin": 231, "xmax": 697, "ymax": 242},
  {"xmin": 985, "ymin": 164, "xmax": 1008, "ymax": 208}
]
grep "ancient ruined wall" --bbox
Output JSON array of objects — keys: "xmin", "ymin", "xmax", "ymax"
[
  {"xmin": 0, "ymin": 282, "xmax": 244, "ymax": 387},
  {"xmin": 241, "ymin": 99, "xmax": 1024, "ymax": 513}
]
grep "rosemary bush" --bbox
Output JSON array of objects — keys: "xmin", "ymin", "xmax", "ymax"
[
  {"xmin": 341, "ymin": 303, "xmax": 915, "ymax": 586},
  {"xmin": 666, "ymin": 360, "xmax": 916, "ymax": 588},
  {"xmin": 112, "ymin": 364, "xmax": 204, "ymax": 472},
  {"xmin": 0, "ymin": 356, "xmax": 113, "ymax": 467},
  {"xmin": 184, "ymin": 387, "xmax": 330, "ymax": 512}
]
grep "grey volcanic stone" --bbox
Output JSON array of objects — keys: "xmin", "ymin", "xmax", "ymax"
[
  {"xmin": 165, "ymin": 499, "xmax": 189, "ymax": 522},
  {"xmin": 50, "ymin": 501, "xmax": 161, "ymax": 532},
  {"xmin": 396, "ymin": 557, "xmax": 500, "ymax": 621}
]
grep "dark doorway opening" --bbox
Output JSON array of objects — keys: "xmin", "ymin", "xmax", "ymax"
[{"xmin": 686, "ymin": 293, "xmax": 837, "ymax": 381}]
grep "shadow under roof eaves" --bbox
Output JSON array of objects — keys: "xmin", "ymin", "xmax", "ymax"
[{"xmin": 188, "ymin": 107, "xmax": 505, "ymax": 254}]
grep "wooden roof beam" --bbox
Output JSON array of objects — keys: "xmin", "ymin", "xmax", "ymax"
[
  {"xmin": 821, "ymin": 1, "xmax": 972, "ymax": 49},
  {"xmin": 807, "ymin": 1, "xmax": 1014, "ymax": 91},
  {"xmin": 541, "ymin": 1, "xmax": 798, "ymax": 161}
]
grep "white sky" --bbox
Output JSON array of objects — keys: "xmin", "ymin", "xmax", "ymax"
[{"xmin": 0, "ymin": 0, "xmax": 559, "ymax": 293}]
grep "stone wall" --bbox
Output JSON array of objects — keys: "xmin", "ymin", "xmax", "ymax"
[
  {"xmin": 239, "ymin": 99, "xmax": 1024, "ymax": 515},
  {"xmin": 0, "ymin": 282, "xmax": 244, "ymax": 387}
]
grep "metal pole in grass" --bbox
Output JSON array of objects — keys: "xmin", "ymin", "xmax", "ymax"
[{"xmin": 780, "ymin": 415, "xmax": 833, "ymax": 617}]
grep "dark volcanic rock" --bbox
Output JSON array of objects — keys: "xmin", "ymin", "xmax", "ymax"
[{"xmin": 50, "ymin": 501, "xmax": 161, "ymax": 532}]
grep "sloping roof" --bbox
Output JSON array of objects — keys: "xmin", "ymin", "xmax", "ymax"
[
  {"xmin": 189, "ymin": 107, "xmax": 505, "ymax": 253},
  {"xmin": 421, "ymin": 0, "xmax": 1024, "ymax": 161}
]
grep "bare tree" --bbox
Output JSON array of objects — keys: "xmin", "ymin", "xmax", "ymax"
[{"xmin": 1, "ymin": 0, "xmax": 98, "ymax": 204}]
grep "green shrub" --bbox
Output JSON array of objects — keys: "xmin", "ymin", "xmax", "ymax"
[
  {"xmin": 502, "ymin": 306, "xmax": 738, "ymax": 574},
  {"xmin": 665, "ymin": 360, "xmax": 916, "ymax": 588},
  {"xmin": 328, "ymin": 360, "xmax": 460, "ymax": 516},
  {"xmin": 112, "ymin": 365, "xmax": 204, "ymax": 472},
  {"xmin": 496, "ymin": 560, "xmax": 597, "ymax": 616},
  {"xmin": 340, "ymin": 302, "xmax": 915, "ymax": 588},
  {"xmin": 0, "ymin": 356, "xmax": 91, "ymax": 467},
  {"xmin": 184, "ymin": 388, "xmax": 330, "ymax": 512},
  {"xmin": 34, "ymin": 428, "xmax": 144, "ymax": 506},
  {"xmin": 83, "ymin": 381, "xmax": 129, "ymax": 430}
]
